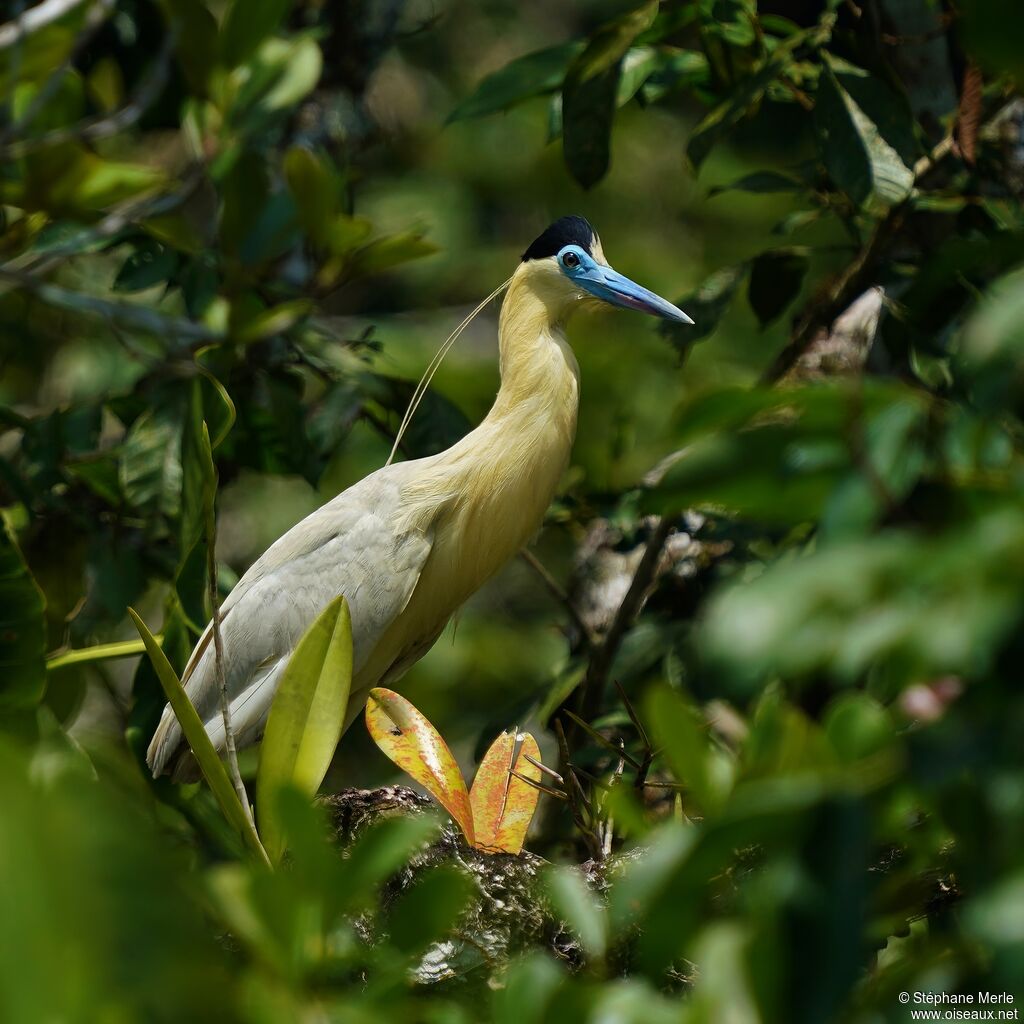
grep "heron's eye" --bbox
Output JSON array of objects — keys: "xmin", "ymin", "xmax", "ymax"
[{"xmin": 562, "ymin": 251, "xmax": 581, "ymax": 269}]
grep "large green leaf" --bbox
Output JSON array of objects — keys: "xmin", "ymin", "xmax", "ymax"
[
  {"xmin": 0, "ymin": 519, "xmax": 47, "ymax": 711},
  {"xmin": 127, "ymin": 608, "xmax": 269, "ymax": 865},
  {"xmin": 747, "ymin": 248, "xmax": 809, "ymax": 327},
  {"xmin": 448, "ymin": 42, "xmax": 584, "ymax": 122},
  {"xmin": 701, "ymin": 506, "xmax": 1024, "ymax": 690},
  {"xmin": 221, "ymin": 0, "xmax": 290, "ymax": 67},
  {"xmin": 561, "ymin": 1, "xmax": 659, "ymax": 188},
  {"xmin": 815, "ymin": 65, "xmax": 915, "ymax": 209},
  {"xmin": 256, "ymin": 595, "xmax": 353, "ymax": 864}
]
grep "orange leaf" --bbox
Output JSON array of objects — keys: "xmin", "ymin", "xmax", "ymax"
[
  {"xmin": 365, "ymin": 687, "xmax": 474, "ymax": 844},
  {"xmin": 469, "ymin": 731, "xmax": 542, "ymax": 855}
]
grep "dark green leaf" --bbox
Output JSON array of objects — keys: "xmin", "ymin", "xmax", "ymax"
[
  {"xmin": 448, "ymin": 42, "xmax": 584, "ymax": 122},
  {"xmin": 562, "ymin": 1, "xmax": 659, "ymax": 188},
  {"xmin": 815, "ymin": 65, "xmax": 914, "ymax": 209},
  {"xmin": 747, "ymin": 248, "xmax": 809, "ymax": 327},
  {"xmin": 221, "ymin": 0, "xmax": 291, "ymax": 67},
  {"xmin": 0, "ymin": 520, "xmax": 47, "ymax": 710}
]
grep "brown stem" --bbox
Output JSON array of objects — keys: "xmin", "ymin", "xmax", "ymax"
[
  {"xmin": 518, "ymin": 548, "xmax": 596, "ymax": 648},
  {"xmin": 575, "ymin": 517, "xmax": 673, "ymax": 726}
]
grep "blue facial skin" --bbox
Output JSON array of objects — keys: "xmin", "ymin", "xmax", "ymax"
[{"xmin": 556, "ymin": 244, "xmax": 694, "ymax": 325}]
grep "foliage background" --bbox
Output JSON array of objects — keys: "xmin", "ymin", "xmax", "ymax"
[{"xmin": 2, "ymin": 0, "xmax": 1024, "ymax": 1021}]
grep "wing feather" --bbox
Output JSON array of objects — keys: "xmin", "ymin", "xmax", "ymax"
[{"xmin": 147, "ymin": 463, "xmax": 435, "ymax": 777}]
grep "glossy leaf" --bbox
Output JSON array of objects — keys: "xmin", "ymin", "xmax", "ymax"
[
  {"xmin": 815, "ymin": 65, "xmax": 914, "ymax": 208},
  {"xmin": 365, "ymin": 687, "xmax": 474, "ymax": 844},
  {"xmin": 257, "ymin": 596, "xmax": 353, "ymax": 863},
  {"xmin": 127, "ymin": 608, "xmax": 269, "ymax": 865},
  {"xmin": 469, "ymin": 731, "xmax": 542, "ymax": 854}
]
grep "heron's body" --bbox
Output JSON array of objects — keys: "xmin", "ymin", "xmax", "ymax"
[{"xmin": 148, "ymin": 218, "xmax": 689, "ymax": 780}]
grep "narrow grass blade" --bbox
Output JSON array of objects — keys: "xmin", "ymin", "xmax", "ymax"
[{"xmin": 128, "ymin": 607, "xmax": 269, "ymax": 866}]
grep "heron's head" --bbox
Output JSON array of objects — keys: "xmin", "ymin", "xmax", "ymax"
[{"xmin": 518, "ymin": 215, "xmax": 693, "ymax": 326}]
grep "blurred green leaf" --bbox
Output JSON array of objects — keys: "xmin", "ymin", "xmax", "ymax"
[
  {"xmin": 562, "ymin": 1, "xmax": 659, "ymax": 188},
  {"xmin": 546, "ymin": 865, "xmax": 607, "ymax": 959},
  {"xmin": 709, "ymin": 169, "xmax": 805, "ymax": 197},
  {"xmin": 256, "ymin": 595, "xmax": 353, "ymax": 864},
  {"xmin": 385, "ymin": 864, "xmax": 474, "ymax": 955},
  {"xmin": 448, "ymin": 42, "xmax": 584, "ymax": 122},
  {"xmin": 688, "ymin": 18, "xmax": 834, "ymax": 169},
  {"xmin": 702, "ymin": 506, "xmax": 1024, "ymax": 691},
  {"xmin": 662, "ymin": 263, "xmax": 747, "ymax": 351},
  {"xmin": 646, "ymin": 687, "xmax": 734, "ymax": 814},
  {"xmin": 221, "ymin": 0, "xmax": 290, "ymax": 67},
  {"xmin": 0, "ymin": 519, "xmax": 47, "ymax": 711},
  {"xmin": 747, "ymin": 248, "xmax": 809, "ymax": 327}
]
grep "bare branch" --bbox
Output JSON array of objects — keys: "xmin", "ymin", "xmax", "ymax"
[
  {"xmin": 0, "ymin": 0, "xmax": 94, "ymax": 50},
  {"xmin": 518, "ymin": 547, "xmax": 596, "ymax": 648}
]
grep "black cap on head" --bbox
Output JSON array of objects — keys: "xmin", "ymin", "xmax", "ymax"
[{"xmin": 522, "ymin": 215, "xmax": 595, "ymax": 261}]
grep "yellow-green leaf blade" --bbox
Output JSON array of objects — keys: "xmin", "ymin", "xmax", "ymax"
[
  {"xmin": 128, "ymin": 607, "xmax": 268, "ymax": 865},
  {"xmin": 491, "ymin": 733, "xmax": 542, "ymax": 855},
  {"xmin": 365, "ymin": 687, "xmax": 474, "ymax": 845},
  {"xmin": 256, "ymin": 595, "xmax": 353, "ymax": 863}
]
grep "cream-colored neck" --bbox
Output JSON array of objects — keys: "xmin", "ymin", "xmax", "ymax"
[{"xmin": 402, "ymin": 265, "xmax": 580, "ymax": 596}]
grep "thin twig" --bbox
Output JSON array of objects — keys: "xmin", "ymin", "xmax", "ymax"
[
  {"xmin": 0, "ymin": 0, "xmax": 115, "ymax": 145},
  {"xmin": 0, "ymin": 267, "xmax": 222, "ymax": 345},
  {"xmin": 576, "ymin": 517, "xmax": 673, "ymax": 724},
  {"xmin": 0, "ymin": 0, "xmax": 91, "ymax": 49},
  {"xmin": 509, "ymin": 770, "xmax": 567, "ymax": 801},
  {"xmin": 1, "ymin": 31, "xmax": 175, "ymax": 157},
  {"xmin": 518, "ymin": 548, "xmax": 596, "ymax": 647},
  {"xmin": 205, "ymin": 471, "xmax": 254, "ymax": 828}
]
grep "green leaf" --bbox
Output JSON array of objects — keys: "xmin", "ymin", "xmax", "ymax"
[
  {"xmin": 118, "ymin": 400, "xmax": 186, "ymax": 520},
  {"xmin": 709, "ymin": 170, "xmax": 805, "ymax": 197},
  {"xmin": 747, "ymin": 248, "xmax": 809, "ymax": 327},
  {"xmin": 112, "ymin": 240, "xmax": 179, "ymax": 294},
  {"xmin": 231, "ymin": 299, "xmax": 313, "ymax": 344},
  {"xmin": 127, "ymin": 607, "xmax": 269, "ymax": 865},
  {"xmin": 448, "ymin": 42, "xmax": 584, "ymax": 122},
  {"xmin": 661, "ymin": 263, "xmax": 747, "ymax": 351},
  {"xmin": 256, "ymin": 596, "xmax": 353, "ymax": 864},
  {"xmin": 562, "ymin": 1, "xmax": 659, "ymax": 189},
  {"xmin": 687, "ymin": 17, "xmax": 834, "ymax": 169},
  {"xmin": 701, "ymin": 506, "xmax": 1024, "ymax": 691},
  {"xmin": 0, "ymin": 518, "xmax": 47, "ymax": 710},
  {"xmin": 815, "ymin": 65, "xmax": 914, "ymax": 209},
  {"xmin": 384, "ymin": 865, "xmax": 474, "ymax": 955},
  {"xmin": 221, "ymin": 0, "xmax": 290, "ymax": 67},
  {"xmin": 545, "ymin": 865, "xmax": 607, "ymax": 959},
  {"xmin": 645, "ymin": 688, "xmax": 734, "ymax": 815}
]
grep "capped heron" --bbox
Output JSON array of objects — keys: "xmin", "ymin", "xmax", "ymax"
[{"xmin": 148, "ymin": 216, "xmax": 692, "ymax": 779}]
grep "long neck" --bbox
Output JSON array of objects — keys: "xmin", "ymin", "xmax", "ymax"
[
  {"xmin": 402, "ymin": 269, "xmax": 580, "ymax": 585},
  {"xmin": 485, "ymin": 270, "xmax": 580, "ymax": 436}
]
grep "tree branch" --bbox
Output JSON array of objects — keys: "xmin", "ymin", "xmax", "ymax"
[{"xmin": 574, "ymin": 517, "xmax": 673, "ymax": 725}]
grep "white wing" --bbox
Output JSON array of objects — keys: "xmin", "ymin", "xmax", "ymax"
[{"xmin": 146, "ymin": 462, "xmax": 434, "ymax": 779}]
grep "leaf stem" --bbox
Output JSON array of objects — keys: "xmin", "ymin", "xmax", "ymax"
[{"xmin": 46, "ymin": 636, "xmax": 160, "ymax": 671}]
